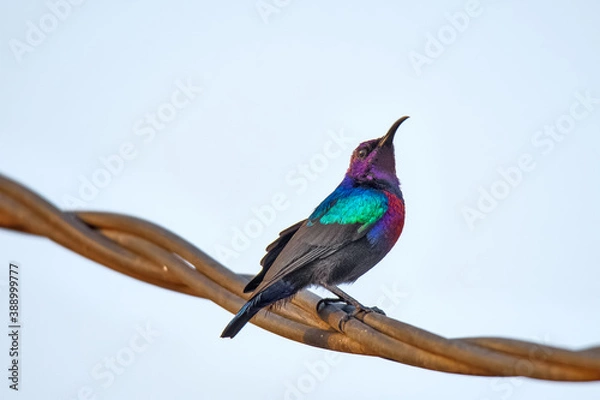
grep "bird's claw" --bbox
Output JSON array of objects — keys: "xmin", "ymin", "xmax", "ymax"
[
  {"xmin": 317, "ymin": 298, "xmax": 386, "ymax": 330},
  {"xmin": 337, "ymin": 312, "xmax": 353, "ymax": 330},
  {"xmin": 363, "ymin": 305, "xmax": 386, "ymax": 316},
  {"xmin": 336, "ymin": 305, "xmax": 385, "ymax": 330},
  {"xmin": 347, "ymin": 302, "xmax": 386, "ymax": 317}
]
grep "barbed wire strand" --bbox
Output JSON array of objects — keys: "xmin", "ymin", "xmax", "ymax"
[{"xmin": 0, "ymin": 174, "xmax": 599, "ymax": 381}]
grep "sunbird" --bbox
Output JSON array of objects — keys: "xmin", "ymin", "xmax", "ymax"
[{"xmin": 221, "ymin": 116, "xmax": 409, "ymax": 338}]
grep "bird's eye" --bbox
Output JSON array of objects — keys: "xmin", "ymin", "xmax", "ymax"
[{"xmin": 357, "ymin": 148, "xmax": 368, "ymax": 159}]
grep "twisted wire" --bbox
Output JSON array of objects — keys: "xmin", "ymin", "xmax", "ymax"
[{"xmin": 0, "ymin": 174, "xmax": 599, "ymax": 381}]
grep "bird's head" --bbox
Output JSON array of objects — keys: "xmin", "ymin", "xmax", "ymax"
[{"xmin": 346, "ymin": 116, "xmax": 409, "ymax": 189}]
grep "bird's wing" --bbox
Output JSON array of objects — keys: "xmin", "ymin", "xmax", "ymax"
[
  {"xmin": 251, "ymin": 188, "xmax": 388, "ymax": 293},
  {"xmin": 244, "ymin": 219, "xmax": 306, "ymax": 293}
]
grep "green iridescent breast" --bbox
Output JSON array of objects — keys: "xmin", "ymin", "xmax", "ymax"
[{"xmin": 317, "ymin": 188, "xmax": 388, "ymax": 231}]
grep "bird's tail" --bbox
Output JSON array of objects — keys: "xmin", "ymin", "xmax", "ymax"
[{"xmin": 221, "ymin": 280, "xmax": 296, "ymax": 338}]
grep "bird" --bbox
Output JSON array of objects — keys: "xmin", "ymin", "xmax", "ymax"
[{"xmin": 221, "ymin": 116, "xmax": 409, "ymax": 338}]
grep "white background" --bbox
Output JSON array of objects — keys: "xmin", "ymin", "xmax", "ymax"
[{"xmin": 1, "ymin": 0, "xmax": 600, "ymax": 399}]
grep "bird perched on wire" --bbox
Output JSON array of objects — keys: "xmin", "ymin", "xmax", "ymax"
[{"xmin": 221, "ymin": 116, "xmax": 409, "ymax": 338}]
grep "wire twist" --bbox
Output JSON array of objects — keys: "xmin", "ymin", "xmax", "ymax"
[{"xmin": 1, "ymin": 174, "xmax": 599, "ymax": 381}]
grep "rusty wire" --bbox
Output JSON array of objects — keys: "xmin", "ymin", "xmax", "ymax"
[{"xmin": 0, "ymin": 173, "xmax": 599, "ymax": 381}]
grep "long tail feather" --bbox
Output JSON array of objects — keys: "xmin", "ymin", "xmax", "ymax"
[{"xmin": 221, "ymin": 281, "xmax": 297, "ymax": 338}]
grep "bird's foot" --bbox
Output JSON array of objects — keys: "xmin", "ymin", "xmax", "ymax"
[
  {"xmin": 317, "ymin": 298, "xmax": 385, "ymax": 314},
  {"xmin": 341, "ymin": 296, "xmax": 386, "ymax": 316},
  {"xmin": 356, "ymin": 304, "xmax": 386, "ymax": 316},
  {"xmin": 317, "ymin": 297, "xmax": 386, "ymax": 331},
  {"xmin": 335, "ymin": 305, "xmax": 385, "ymax": 330}
]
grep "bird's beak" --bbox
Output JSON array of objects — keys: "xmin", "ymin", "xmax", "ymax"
[{"xmin": 378, "ymin": 116, "xmax": 410, "ymax": 147}]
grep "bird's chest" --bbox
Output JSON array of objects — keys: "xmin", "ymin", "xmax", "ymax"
[{"xmin": 366, "ymin": 194, "xmax": 405, "ymax": 247}]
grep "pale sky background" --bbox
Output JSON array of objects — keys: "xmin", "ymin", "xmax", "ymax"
[{"xmin": 1, "ymin": 1, "xmax": 600, "ymax": 399}]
